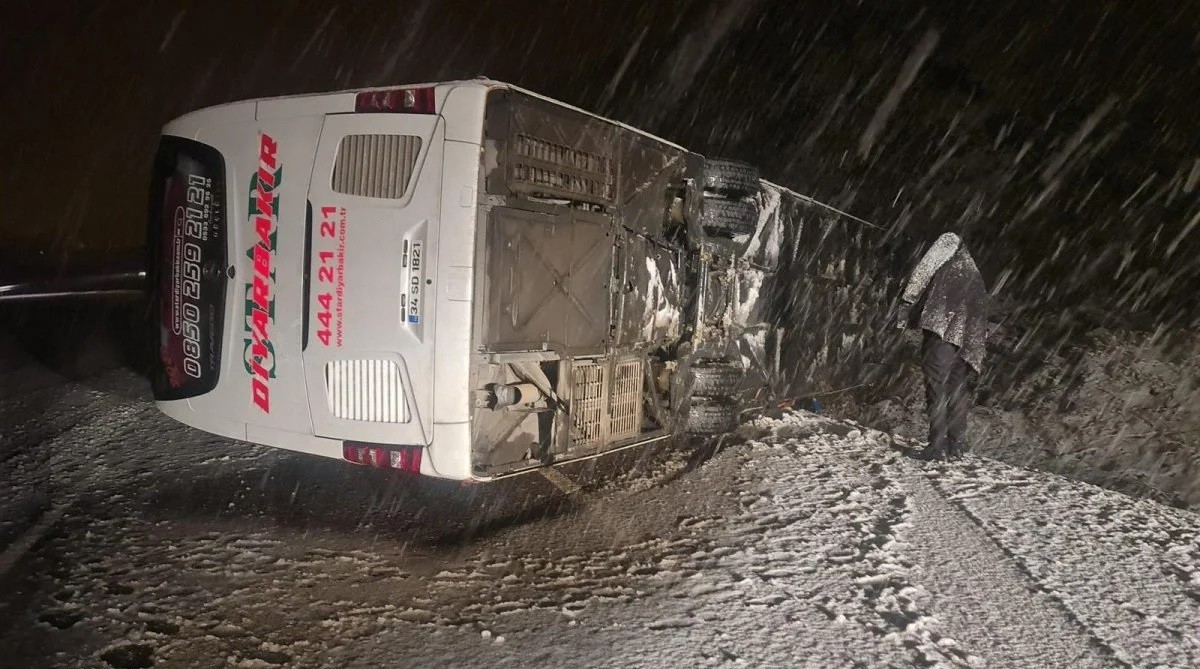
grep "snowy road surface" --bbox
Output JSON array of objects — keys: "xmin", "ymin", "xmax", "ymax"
[{"xmin": 2, "ymin": 352, "xmax": 1198, "ymax": 668}]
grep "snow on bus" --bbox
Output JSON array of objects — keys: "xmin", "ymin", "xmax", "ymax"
[{"xmin": 147, "ymin": 79, "xmax": 779, "ymax": 481}]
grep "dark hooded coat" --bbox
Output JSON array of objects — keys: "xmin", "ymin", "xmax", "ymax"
[{"xmin": 901, "ymin": 232, "xmax": 989, "ymax": 372}]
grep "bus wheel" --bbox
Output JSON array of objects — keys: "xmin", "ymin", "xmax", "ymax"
[
  {"xmin": 703, "ymin": 159, "xmax": 760, "ymax": 198},
  {"xmin": 685, "ymin": 400, "xmax": 740, "ymax": 435},
  {"xmin": 700, "ymin": 198, "xmax": 758, "ymax": 238},
  {"xmin": 690, "ymin": 362, "xmax": 744, "ymax": 397}
]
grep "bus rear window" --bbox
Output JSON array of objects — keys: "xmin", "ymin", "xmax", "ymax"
[{"xmin": 146, "ymin": 137, "xmax": 227, "ymax": 400}]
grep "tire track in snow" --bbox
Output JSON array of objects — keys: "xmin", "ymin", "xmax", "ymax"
[
  {"xmin": 724, "ymin": 439, "xmax": 943, "ymax": 666},
  {"xmin": 775, "ymin": 420, "xmax": 1134, "ymax": 668},
  {"xmin": 902, "ymin": 471, "xmax": 1120, "ymax": 668},
  {"xmin": 929, "ymin": 460, "xmax": 1200, "ymax": 668},
  {"xmin": 758, "ymin": 427, "xmax": 987, "ymax": 667}
]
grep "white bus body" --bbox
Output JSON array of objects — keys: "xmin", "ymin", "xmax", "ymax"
[{"xmin": 147, "ymin": 79, "xmax": 779, "ymax": 481}]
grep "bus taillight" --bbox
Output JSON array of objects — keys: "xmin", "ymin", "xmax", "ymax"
[
  {"xmin": 354, "ymin": 87, "xmax": 436, "ymax": 114},
  {"xmin": 342, "ymin": 442, "xmax": 423, "ymax": 473}
]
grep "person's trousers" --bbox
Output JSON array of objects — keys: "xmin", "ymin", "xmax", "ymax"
[{"xmin": 922, "ymin": 331, "xmax": 972, "ymax": 455}]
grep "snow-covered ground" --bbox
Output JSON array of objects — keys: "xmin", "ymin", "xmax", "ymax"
[
  {"xmin": 861, "ymin": 325, "xmax": 1200, "ymax": 510},
  {"xmin": 1, "ymin": 349, "xmax": 1198, "ymax": 668}
]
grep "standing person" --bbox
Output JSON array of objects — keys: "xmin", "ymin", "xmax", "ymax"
[{"xmin": 896, "ymin": 232, "xmax": 990, "ymax": 461}]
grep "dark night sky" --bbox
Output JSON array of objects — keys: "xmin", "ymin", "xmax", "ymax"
[{"xmin": 1, "ymin": 0, "xmax": 1197, "ymax": 321}]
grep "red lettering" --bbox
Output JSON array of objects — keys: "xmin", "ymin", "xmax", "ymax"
[
  {"xmin": 255, "ymin": 215, "xmax": 273, "ymax": 249},
  {"xmin": 254, "ymin": 244, "xmax": 271, "ymax": 270},
  {"xmin": 259, "ymin": 134, "xmax": 278, "ymax": 169},
  {"xmin": 251, "ymin": 358, "xmax": 270, "ymax": 381},
  {"xmin": 252, "ymin": 304, "xmax": 270, "ymax": 341},
  {"xmin": 251, "ymin": 333, "xmax": 269, "ymax": 361},
  {"xmin": 253, "ymin": 242, "xmax": 271, "ymax": 276},
  {"xmin": 252, "ymin": 378, "xmax": 270, "ymax": 412},
  {"xmin": 252, "ymin": 274, "xmax": 270, "ymax": 312},
  {"xmin": 248, "ymin": 133, "xmax": 279, "ymax": 413},
  {"xmin": 257, "ymin": 165, "xmax": 275, "ymax": 192},
  {"xmin": 255, "ymin": 189, "xmax": 273, "ymax": 218}
]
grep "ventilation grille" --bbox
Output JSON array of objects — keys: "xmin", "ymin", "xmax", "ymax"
[
  {"xmin": 571, "ymin": 361, "xmax": 606, "ymax": 449},
  {"xmin": 332, "ymin": 134, "xmax": 422, "ymax": 199},
  {"xmin": 324, "ymin": 359, "xmax": 409, "ymax": 423},
  {"xmin": 570, "ymin": 358, "xmax": 644, "ymax": 450},
  {"xmin": 609, "ymin": 359, "xmax": 644, "ymax": 441},
  {"xmin": 510, "ymin": 133, "xmax": 614, "ymax": 204}
]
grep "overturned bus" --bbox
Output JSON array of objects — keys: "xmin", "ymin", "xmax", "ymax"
[{"xmin": 147, "ymin": 78, "xmax": 791, "ymax": 481}]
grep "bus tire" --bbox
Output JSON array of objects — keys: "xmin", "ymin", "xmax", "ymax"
[
  {"xmin": 703, "ymin": 159, "xmax": 760, "ymax": 198},
  {"xmin": 690, "ymin": 363, "xmax": 743, "ymax": 397},
  {"xmin": 701, "ymin": 198, "xmax": 758, "ymax": 238},
  {"xmin": 686, "ymin": 400, "xmax": 740, "ymax": 435}
]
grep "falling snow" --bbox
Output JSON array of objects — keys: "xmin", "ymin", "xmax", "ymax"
[{"xmin": 2, "ymin": 1, "xmax": 1199, "ymax": 667}]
